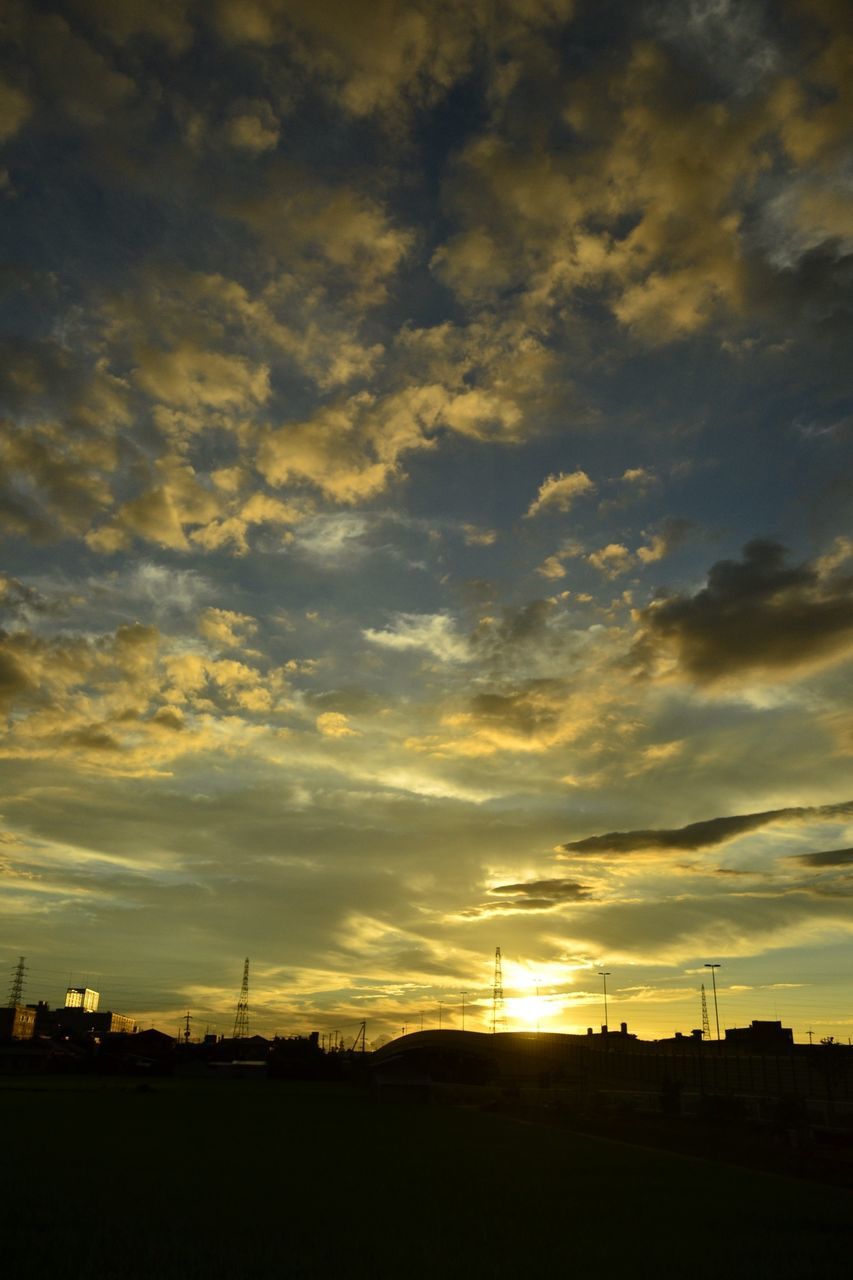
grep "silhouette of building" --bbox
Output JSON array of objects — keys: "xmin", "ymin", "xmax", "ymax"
[
  {"xmin": 724, "ymin": 1020, "xmax": 793, "ymax": 1049},
  {"xmin": 53, "ymin": 1008, "xmax": 136, "ymax": 1037},
  {"xmin": 586, "ymin": 1021, "xmax": 637, "ymax": 1040}
]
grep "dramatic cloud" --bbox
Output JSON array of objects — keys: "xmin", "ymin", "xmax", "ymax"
[
  {"xmin": 632, "ymin": 538, "xmax": 853, "ymax": 683},
  {"xmin": 560, "ymin": 801, "xmax": 853, "ymax": 858}
]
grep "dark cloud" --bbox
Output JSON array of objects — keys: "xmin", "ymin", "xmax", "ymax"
[
  {"xmin": 651, "ymin": 515, "xmax": 694, "ymax": 552},
  {"xmin": 632, "ymin": 538, "xmax": 853, "ymax": 682},
  {"xmin": 560, "ymin": 800, "xmax": 853, "ymax": 857},
  {"xmin": 468, "ymin": 683, "xmax": 564, "ymax": 741},
  {"xmin": 789, "ymin": 848, "xmax": 853, "ymax": 868},
  {"xmin": 0, "ymin": 640, "xmax": 35, "ymax": 706},
  {"xmin": 490, "ymin": 878, "xmax": 593, "ymax": 901},
  {"xmin": 473, "ymin": 599, "xmax": 556, "ymax": 654},
  {"xmin": 460, "ymin": 878, "xmax": 594, "ymax": 917},
  {"xmin": 744, "ymin": 243, "xmax": 853, "ymax": 347}
]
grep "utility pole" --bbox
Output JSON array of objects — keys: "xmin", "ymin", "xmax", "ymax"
[
  {"xmin": 350, "ymin": 1021, "xmax": 366, "ymax": 1052},
  {"xmin": 232, "ymin": 957, "xmax": 250, "ymax": 1039},
  {"xmin": 807, "ymin": 1028, "xmax": 814, "ymax": 1046},
  {"xmin": 8, "ymin": 955, "xmax": 26, "ymax": 1006},
  {"xmin": 492, "ymin": 947, "xmax": 504, "ymax": 1034},
  {"xmin": 700, "ymin": 984, "xmax": 711, "ymax": 1040},
  {"xmin": 598, "ymin": 971, "xmax": 611, "ymax": 1031},
  {"xmin": 535, "ymin": 980, "xmax": 541, "ymax": 1034},
  {"xmin": 704, "ymin": 963, "xmax": 721, "ymax": 1040},
  {"xmin": 461, "ymin": 991, "xmax": 468, "ymax": 1031},
  {"xmin": 438, "ymin": 1000, "xmax": 443, "ymax": 1030},
  {"xmin": 183, "ymin": 1011, "xmax": 192, "ymax": 1044}
]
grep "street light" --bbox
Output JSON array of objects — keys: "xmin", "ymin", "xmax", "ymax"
[
  {"xmin": 598, "ymin": 971, "xmax": 611, "ymax": 1031},
  {"xmin": 704, "ymin": 963, "xmax": 721, "ymax": 1040}
]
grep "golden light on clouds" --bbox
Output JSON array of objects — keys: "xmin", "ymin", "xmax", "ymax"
[{"xmin": 0, "ymin": 0, "xmax": 851, "ymax": 1043}]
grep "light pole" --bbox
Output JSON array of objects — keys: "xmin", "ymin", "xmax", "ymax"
[
  {"xmin": 704, "ymin": 963, "xmax": 721, "ymax": 1040},
  {"xmin": 598, "ymin": 971, "xmax": 611, "ymax": 1031},
  {"xmin": 460, "ymin": 990, "xmax": 468, "ymax": 1031},
  {"xmin": 438, "ymin": 1000, "xmax": 443, "ymax": 1030}
]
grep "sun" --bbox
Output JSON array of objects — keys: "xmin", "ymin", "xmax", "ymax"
[{"xmin": 506, "ymin": 994, "xmax": 552, "ymax": 1031}]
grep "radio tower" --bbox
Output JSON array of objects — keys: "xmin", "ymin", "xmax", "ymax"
[
  {"xmin": 232, "ymin": 958, "xmax": 250, "ymax": 1039},
  {"xmin": 700, "ymin": 983, "xmax": 711, "ymax": 1040},
  {"xmin": 8, "ymin": 955, "xmax": 26, "ymax": 1006},
  {"xmin": 492, "ymin": 947, "xmax": 504, "ymax": 1034}
]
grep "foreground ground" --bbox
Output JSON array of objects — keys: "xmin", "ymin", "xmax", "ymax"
[{"xmin": 1, "ymin": 1078, "xmax": 851, "ymax": 1278}]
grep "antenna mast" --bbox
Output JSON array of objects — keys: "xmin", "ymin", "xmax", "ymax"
[
  {"xmin": 700, "ymin": 983, "xmax": 711, "ymax": 1040},
  {"xmin": 8, "ymin": 955, "xmax": 26, "ymax": 1006},
  {"xmin": 492, "ymin": 947, "xmax": 504, "ymax": 1034},
  {"xmin": 232, "ymin": 958, "xmax": 250, "ymax": 1039}
]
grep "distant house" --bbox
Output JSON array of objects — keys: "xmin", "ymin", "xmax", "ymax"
[{"xmin": 131, "ymin": 1028, "xmax": 175, "ymax": 1058}]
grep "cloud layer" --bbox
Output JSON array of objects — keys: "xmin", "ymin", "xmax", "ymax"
[{"xmin": 1, "ymin": 0, "xmax": 851, "ymax": 1042}]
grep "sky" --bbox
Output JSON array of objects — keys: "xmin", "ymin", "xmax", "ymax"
[{"xmin": 1, "ymin": 0, "xmax": 852, "ymax": 1046}]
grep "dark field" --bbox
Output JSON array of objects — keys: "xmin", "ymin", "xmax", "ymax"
[{"xmin": 1, "ymin": 1079, "xmax": 851, "ymax": 1278}]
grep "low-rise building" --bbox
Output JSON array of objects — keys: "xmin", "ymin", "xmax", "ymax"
[
  {"xmin": 725, "ymin": 1020, "xmax": 794, "ymax": 1049},
  {"xmin": 53, "ymin": 1008, "xmax": 137, "ymax": 1037},
  {"xmin": 0, "ymin": 1005, "xmax": 36, "ymax": 1040}
]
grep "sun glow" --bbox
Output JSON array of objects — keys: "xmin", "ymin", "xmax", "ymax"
[{"xmin": 505, "ymin": 992, "xmax": 570, "ymax": 1031}]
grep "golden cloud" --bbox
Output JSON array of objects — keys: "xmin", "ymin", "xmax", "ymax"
[
  {"xmin": 526, "ymin": 470, "xmax": 595, "ymax": 517},
  {"xmin": 0, "ymin": 80, "xmax": 31, "ymax": 141}
]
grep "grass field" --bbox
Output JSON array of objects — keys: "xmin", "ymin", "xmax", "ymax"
[{"xmin": 1, "ymin": 1078, "xmax": 851, "ymax": 1278}]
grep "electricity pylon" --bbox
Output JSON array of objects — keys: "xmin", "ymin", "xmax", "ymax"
[
  {"xmin": 492, "ymin": 947, "xmax": 504, "ymax": 1034},
  {"xmin": 232, "ymin": 958, "xmax": 250, "ymax": 1039},
  {"xmin": 8, "ymin": 956, "xmax": 26, "ymax": 1006}
]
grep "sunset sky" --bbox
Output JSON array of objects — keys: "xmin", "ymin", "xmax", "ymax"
[{"xmin": 2, "ymin": 0, "xmax": 852, "ymax": 1044}]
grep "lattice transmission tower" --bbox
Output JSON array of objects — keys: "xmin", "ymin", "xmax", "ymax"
[
  {"xmin": 700, "ymin": 983, "xmax": 711, "ymax": 1040},
  {"xmin": 492, "ymin": 946, "xmax": 504, "ymax": 1034},
  {"xmin": 232, "ymin": 957, "xmax": 250, "ymax": 1039},
  {"xmin": 8, "ymin": 955, "xmax": 26, "ymax": 1006}
]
